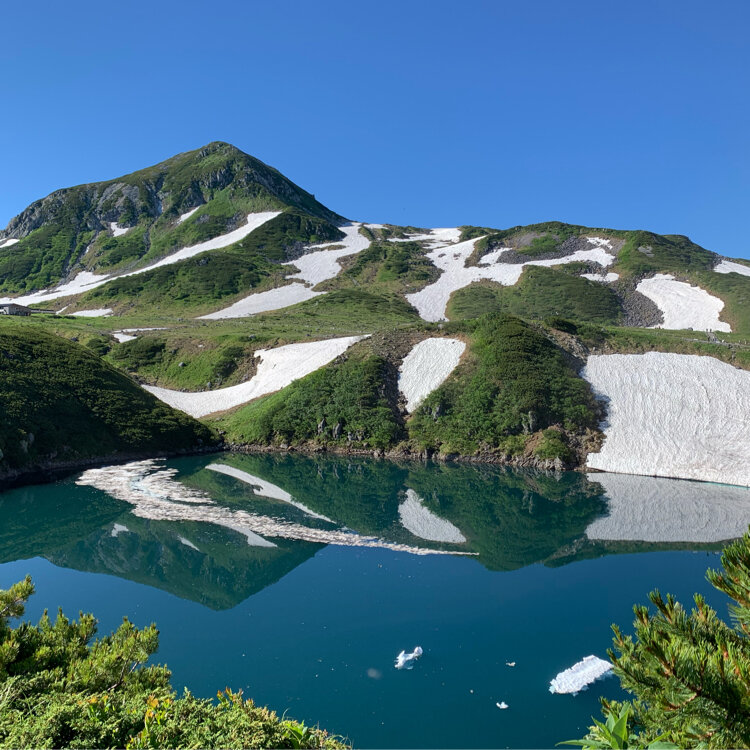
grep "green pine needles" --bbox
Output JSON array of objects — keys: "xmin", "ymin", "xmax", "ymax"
[{"xmin": 565, "ymin": 531, "xmax": 750, "ymax": 749}]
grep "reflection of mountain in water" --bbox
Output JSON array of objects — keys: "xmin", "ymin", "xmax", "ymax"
[
  {"xmin": 0, "ymin": 479, "xmax": 321, "ymax": 610},
  {"xmin": 4, "ymin": 454, "xmax": 750, "ymax": 610}
]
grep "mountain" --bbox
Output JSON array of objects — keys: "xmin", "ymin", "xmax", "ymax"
[{"xmin": 3, "ymin": 142, "xmax": 750, "ymax": 488}]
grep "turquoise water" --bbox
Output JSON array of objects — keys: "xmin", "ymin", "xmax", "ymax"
[{"xmin": 0, "ymin": 453, "xmax": 743, "ymax": 748}]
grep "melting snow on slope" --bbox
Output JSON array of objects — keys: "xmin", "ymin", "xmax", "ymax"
[
  {"xmin": 583, "ymin": 352, "xmax": 750, "ymax": 486},
  {"xmin": 110, "ymin": 222, "xmax": 131, "ymax": 237},
  {"xmin": 714, "ymin": 259, "xmax": 750, "ymax": 277},
  {"xmin": 636, "ymin": 274, "xmax": 730, "ymax": 332},
  {"xmin": 582, "ymin": 272, "xmax": 619, "ymax": 283},
  {"xmin": 113, "ymin": 332, "xmax": 137, "ymax": 343},
  {"xmin": 398, "ymin": 489, "xmax": 466, "ymax": 543},
  {"xmin": 144, "ymin": 335, "xmax": 367, "ymax": 417},
  {"xmin": 406, "ymin": 236, "xmax": 616, "ymax": 322},
  {"xmin": 398, "ymin": 337, "xmax": 465, "ymax": 412},
  {"xmin": 0, "ymin": 238, "xmax": 19, "ymax": 248},
  {"xmin": 77, "ymin": 460, "xmax": 473, "ymax": 556},
  {"xmin": 112, "ymin": 326, "xmax": 168, "ymax": 343},
  {"xmin": 586, "ymin": 472, "xmax": 750, "ymax": 542},
  {"xmin": 177, "ymin": 206, "xmax": 202, "ymax": 224},
  {"xmin": 0, "ymin": 212, "xmax": 281, "ymax": 307},
  {"xmin": 549, "ymin": 656, "xmax": 612, "ymax": 695},
  {"xmin": 200, "ymin": 223, "xmax": 373, "ymax": 319},
  {"xmin": 206, "ymin": 463, "xmax": 334, "ymax": 522},
  {"xmin": 70, "ymin": 308, "xmax": 112, "ymax": 317}
]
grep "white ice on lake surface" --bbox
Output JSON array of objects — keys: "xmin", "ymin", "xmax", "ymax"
[
  {"xmin": 394, "ymin": 646, "xmax": 423, "ymax": 669},
  {"xmin": 549, "ymin": 655, "xmax": 612, "ymax": 695},
  {"xmin": 398, "ymin": 489, "xmax": 466, "ymax": 543},
  {"xmin": 586, "ymin": 472, "xmax": 750, "ymax": 542},
  {"xmin": 714, "ymin": 260, "xmax": 750, "ymax": 277},
  {"xmin": 77, "ymin": 460, "xmax": 475, "ymax": 556},
  {"xmin": 582, "ymin": 272, "xmax": 619, "ymax": 283},
  {"xmin": 143, "ymin": 336, "xmax": 367, "ymax": 417},
  {"xmin": 0, "ymin": 212, "xmax": 281, "ymax": 307},
  {"xmin": 583, "ymin": 352, "xmax": 750, "ymax": 486},
  {"xmin": 70, "ymin": 308, "xmax": 112, "ymax": 317},
  {"xmin": 206, "ymin": 463, "xmax": 334, "ymax": 522},
  {"xmin": 398, "ymin": 338, "xmax": 465, "ymax": 412},
  {"xmin": 199, "ymin": 223, "xmax": 373, "ymax": 319},
  {"xmin": 110, "ymin": 222, "xmax": 131, "ymax": 237},
  {"xmin": 636, "ymin": 273, "xmax": 731, "ymax": 332},
  {"xmin": 406, "ymin": 236, "xmax": 617, "ymax": 322}
]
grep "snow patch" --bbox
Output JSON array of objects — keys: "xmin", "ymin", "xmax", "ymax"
[
  {"xmin": 199, "ymin": 223, "xmax": 372, "ymax": 319},
  {"xmin": 406, "ymin": 237, "xmax": 616, "ymax": 322},
  {"xmin": 582, "ymin": 272, "xmax": 619, "ymax": 283},
  {"xmin": 714, "ymin": 259, "xmax": 750, "ymax": 277},
  {"xmin": 144, "ymin": 336, "xmax": 367, "ymax": 417},
  {"xmin": 398, "ymin": 489, "xmax": 466, "ymax": 543},
  {"xmin": 178, "ymin": 535, "xmax": 200, "ymax": 551},
  {"xmin": 206, "ymin": 463, "xmax": 334, "ymax": 522},
  {"xmin": 110, "ymin": 222, "xmax": 131, "ymax": 237},
  {"xmin": 0, "ymin": 238, "xmax": 20, "ymax": 248},
  {"xmin": 177, "ymin": 206, "xmax": 202, "ymax": 224},
  {"xmin": 583, "ymin": 352, "xmax": 750, "ymax": 486},
  {"xmin": 110, "ymin": 523, "xmax": 129, "ymax": 537},
  {"xmin": 586, "ymin": 472, "xmax": 750, "ymax": 542},
  {"xmin": 70, "ymin": 308, "xmax": 112, "ymax": 317},
  {"xmin": 113, "ymin": 332, "xmax": 137, "ymax": 343},
  {"xmin": 636, "ymin": 274, "xmax": 730, "ymax": 332},
  {"xmin": 398, "ymin": 338, "xmax": 465, "ymax": 412},
  {"xmin": 549, "ymin": 655, "xmax": 612, "ymax": 695}
]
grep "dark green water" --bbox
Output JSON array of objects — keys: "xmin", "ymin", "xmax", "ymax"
[{"xmin": 0, "ymin": 453, "xmax": 745, "ymax": 748}]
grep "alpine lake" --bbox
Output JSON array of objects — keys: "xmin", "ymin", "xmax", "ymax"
[{"xmin": 1, "ymin": 452, "xmax": 746, "ymax": 749}]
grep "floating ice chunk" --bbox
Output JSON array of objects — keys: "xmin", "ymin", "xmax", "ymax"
[
  {"xmin": 549, "ymin": 655, "xmax": 612, "ymax": 695},
  {"xmin": 395, "ymin": 646, "xmax": 423, "ymax": 669},
  {"xmin": 505, "ymin": 661, "xmax": 516, "ymax": 667},
  {"xmin": 714, "ymin": 260, "xmax": 750, "ymax": 277},
  {"xmin": 496, "ymin": 701, "xmax": 509, "ymax": 709}
]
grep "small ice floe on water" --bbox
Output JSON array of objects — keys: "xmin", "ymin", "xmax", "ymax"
[
  {"xmin": 496, "ymin": 701, "xmax": 509, "ymax": 709},
  {"xmin": 505, "ymin": 661, "xmax": 516, "ymax": 667},
  {"xmin": 549, "ymin": 655, "xmax": 613, "ymax": 695},
  {"xmin": 394, "ymin": 646, "xmax": 423, "ymax": 670}
]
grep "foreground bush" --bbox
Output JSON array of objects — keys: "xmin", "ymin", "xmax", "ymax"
[{"xmin": 0, "ymin": 578, "xmax": 346, "ymax": 749}]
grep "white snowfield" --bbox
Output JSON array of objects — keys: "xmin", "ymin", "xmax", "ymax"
[
  {"xmin": 714, "ymin": 259, "xmax": 750, "ymax": 277},
  {"xmin": 112, "ymin": 332, "xmax": 137, "ymax": 343},
  {"xmin": 584, "ymin": 352, "xmax": 750, "ymax": 486},
  {"xmin": 77, "ymin": 460, "xmax": 473, "ymax": 556},
  {"xmin": 582, "ymin": 272, "xmax": 619, "ymax": 283},
  {"xmin": 549, "ymin": 656, "xmax": 612, "ymax": 695},
  {"xmin": 112, "ymin": 327, "xmax": 168, "ymax": 343},
  {"xmin": 206, "ymin": 463, "xmax": 334, "ymax": 522},
  {"xmin": 199, "ymin": 222, "xmax": 373, "ymax": 319},
  {"xmin": 586, "ymin": 472, "xmax": 750, "ymax": 542},
  {"xmin": 0, "ymin": 211, "xmax": 281, "ymax": 307},
  {"xmin": 636, "ymin": 273, "xmax": 731, "ymax": 332},
  {"xmin": 177, "ymin": 206, "xmax": 202, "ymax": 224},
  {"xmin": 398, "ymin": 337, "xmax": 465, "ymax": 412},
  {"xmin": 388, "ymin": 227, "xmax": 462, "ymax": 247},
  {"xmin": 110, "ymin": 221, "xmax": 130, "ymax": 237},
  {"xmin": 70, "ymin": 308, "xmax": 112, "ymax": 317},
  {"xmin": 406, "ymin": 235, "xmax": 617, "ymax": 322},
  {"xmin": 0, "ymin": 238, "xmax": 19, "ymax": 248},
  {"xmin": 144, "ymin": 335, "xmax": 366, "ymax": 417},
  {"xmin": 398, "ymin": 489, "xmax": 466, "ymax": 543}
]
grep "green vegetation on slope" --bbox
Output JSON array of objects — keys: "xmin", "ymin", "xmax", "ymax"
[
  {"xmin": 0, "ymin": 324, "xmax": 214, "ymax": 480},
  {"xmin": 216, "ymin": 354, "xmax": 404, "ymax": 450},
  {"xmin": 0, "ymin": 578, "xmax": 345, "ymax": 749},
  {"xmin": 615, "ymin": 230, "xmax": 716, "ymax": 276},
  {"xmin": 447, "ymin": 267, "xmax": 623, "ymax": 325},
  {"xmin": 408, "ymin": 314, "xmax": 599, "ymax": 457}
]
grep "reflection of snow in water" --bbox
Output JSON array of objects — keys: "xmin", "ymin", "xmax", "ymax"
[
  {"xmin": 586, "ymin": 472, "xmax": 750, "ymax": 542},
  {"xmin": 549, "ymin": 655, "xmax": 612, "ymax": 695},
  {"xmin": 398, "ymin": 489, "xmax": 466, "ymax": 543},
  {"xmin": 77, "ymin": 460, "xmax": 475, "ymax": 556},
  {"xmin": 207, "ymin": 463, "xmax": 334, "ymax": 522}
]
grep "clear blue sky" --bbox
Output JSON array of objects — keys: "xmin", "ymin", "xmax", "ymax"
[{"xmin": 2, "ymin": 0, "xmax": 748, "ymax": 256}]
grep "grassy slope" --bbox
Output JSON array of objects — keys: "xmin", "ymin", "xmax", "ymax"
[{"xmin": 0, "ymin": 324, "xmax": 214, "ymax": 480}]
